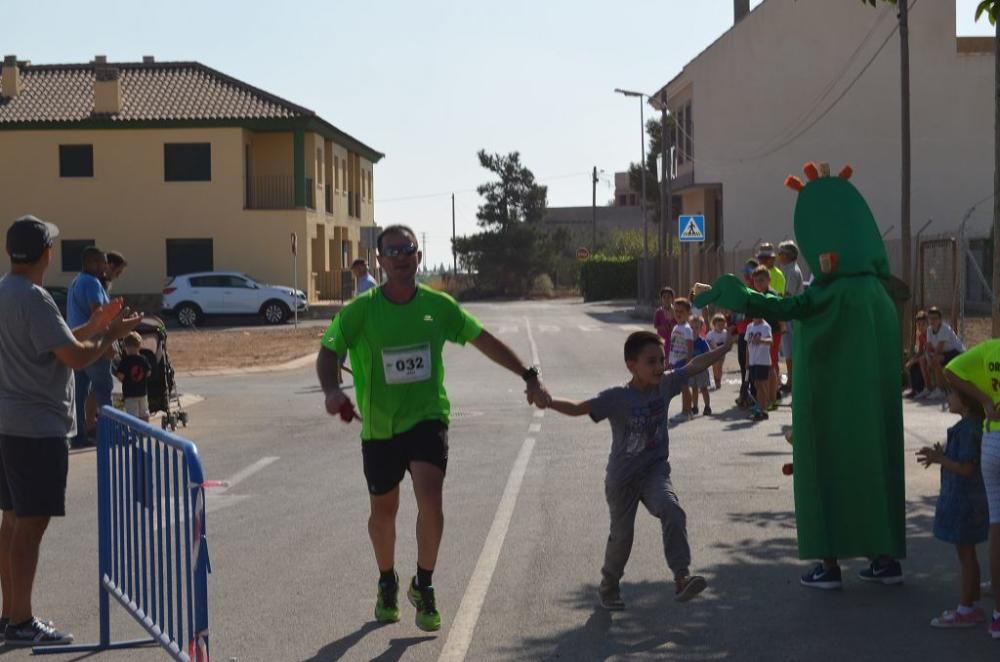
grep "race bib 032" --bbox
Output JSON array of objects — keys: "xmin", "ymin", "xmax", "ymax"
[{"xmin": 382, "ymin": 344, "xmax": 432, "ymax": 384}]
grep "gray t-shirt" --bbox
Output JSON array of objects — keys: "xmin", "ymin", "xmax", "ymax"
[
  {"xmin": 0, "ymin": 274, "xmax": 77, "ymax": 438},
  {"xmin": 589, "ymin": 368, "xmax": 687, "ymax": 487},
  {"xmin": 780, "ymin": 261, "xmax": 805, "ymax": 297}
]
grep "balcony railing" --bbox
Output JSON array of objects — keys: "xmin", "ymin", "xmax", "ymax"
[{"xmin": 246, "ymin": 175, "xmax": 293, "ymax": 209}]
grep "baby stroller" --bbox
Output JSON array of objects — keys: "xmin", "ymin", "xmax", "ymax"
[{"xmin": 133, "ymin": 316, "xmax": 189, "ymax": 431}]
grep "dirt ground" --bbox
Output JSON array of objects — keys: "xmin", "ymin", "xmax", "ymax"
[
  {"xmin": 963, "ymin": 316, "xmax": 994, "ymax": 347},
  {"xmin": 166, "ymin": 325, "xmax": 324, "ymax": 372}
]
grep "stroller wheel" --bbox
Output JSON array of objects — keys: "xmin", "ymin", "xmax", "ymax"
[
  {"xmin": 179, "ymin": 412, "xmax": 189, "ymax": 425},
  {"xmin": 160, "ymin": 417, "xmax": 169, "ymax": 430}
]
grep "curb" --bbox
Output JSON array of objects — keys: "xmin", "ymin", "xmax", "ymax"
[{"xmin": 179, "ymin": 352, "xmax": 318, "ymax": 378}]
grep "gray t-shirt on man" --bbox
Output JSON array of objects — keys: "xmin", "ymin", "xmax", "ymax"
[
  {"xmin": 0, "ymin": 274, "xmax": 77, "ymax": 438},
  {"xmin": 780, "ymin": 261, "xmax": 805, "ymax": 297},
  {"xmin": 589, "ymin": 368, "xmax": 687, "ymax": 487}
]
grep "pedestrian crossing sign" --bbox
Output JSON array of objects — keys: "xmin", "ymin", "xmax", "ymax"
[{"xmin": 678, "ymin": 215, "xmax": 706, "ymax": 243}]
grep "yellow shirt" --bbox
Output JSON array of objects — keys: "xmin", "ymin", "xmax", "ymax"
[
  {"xmin": 768, "ymin": 266, "xmax": 786, "ymax": 296},
  {"xmin": 946, "ymin": 339, "xmax": 1000, "ymax": 432}
]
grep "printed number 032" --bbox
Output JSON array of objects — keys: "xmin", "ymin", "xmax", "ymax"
[{"xmin": 396, "ymin": 357, "xmax": 424, "ymax": 371}]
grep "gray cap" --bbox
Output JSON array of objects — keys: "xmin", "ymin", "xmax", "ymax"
[{"xmin": 6, "ymin": 215, "xmax": 59, "ymax": 263}]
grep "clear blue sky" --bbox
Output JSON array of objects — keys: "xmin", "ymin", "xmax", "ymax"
[{"xmin": 5, "ymin": 0, "xmax": 993, "ymax": 268}]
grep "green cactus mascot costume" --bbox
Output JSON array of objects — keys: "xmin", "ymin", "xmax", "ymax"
[{"xmin": 695, "ymin": 162, "xmax": 905, "ymax": 575}]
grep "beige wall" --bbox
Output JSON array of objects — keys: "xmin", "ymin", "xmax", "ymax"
[{"xmin": 664, "ymin": 0, "xmax": 994, "ymax": 277}]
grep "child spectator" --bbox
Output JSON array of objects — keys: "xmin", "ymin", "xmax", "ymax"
[
  {"xmin": 745, "ymin": 316, "xmax": 773, "ymax": 422},
  {"xmin": 541, "ymin": 330, "xmax": 735, "ymax": 609},
  {"xmin": 669, "ymin": 298, "xmax": 695, "ymax": 419},
  {"xmin": 689, "ymin": 290, "xmax": 707, "ymax": 335},
  {"xmin": 653, "ymin": 287, "xmax": 676, "ymax": 345},
  {"xmin": 751, "ymin": 266, "xmax": 782, "ymax": 410},
  {"xmin": 906, "ymin": 310, "xmax": 930, "ymax": 399},
  {"xmin": 734, "ymin": 260, "xmax": 758, "ymax": 408},
  {"xmin": 115, "ymin": 332, "xmax": 151, "ymax": 422},
  {"xmin": 706, "ymin": 314, "xmax": 729, "ymax": 390},
  {"xmin": 917, "ymin": 389, "xmax": 988, "ymax": 628},
  {"xmin": 925, "ymin": 307, "xmax": 966, "ymax": 399},
  {"xmin": 688, "ymin": 316, "xmax": 712, "ymax": 415}
]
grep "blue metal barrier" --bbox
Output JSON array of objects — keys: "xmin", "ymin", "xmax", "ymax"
[{"xmin": 38, "ymin": 406, "xmax": 211, "ymax": 659}]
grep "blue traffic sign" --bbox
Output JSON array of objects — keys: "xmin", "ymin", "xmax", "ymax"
[{"xmin": 678, "ymin": 215, "xmax": 706, "ymax": 243}]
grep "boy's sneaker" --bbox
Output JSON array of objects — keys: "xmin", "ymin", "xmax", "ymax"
[
  {"xmin": 703, "ymin": 406, "xmax": 713, "ymax": 416},
  {"xmin": 751, "ymin": 410, "xmax": 769, "ymax": 422},
  {"xmin": 858, "ymin": 559, "xmax": 903, "ymax": 585},
  {"xmin": 375, "ymin": 573, "xmax": 400, "ymax": 623},
  {"xmin": 598, "ymin": 583, "xmax": 625, "ymax": 611},
  {"xmin": 4, "ymin": 617, "xmax": 73, "ymax": 647},
  {"xmin": 930, "ymin": 607, "xmax": 985, "ymax": 628},
  {"xmin": 407, "ymin": 578, "xmax": 441, "ymax": 632},
  {"xmin": 990, "ymin": 613, "xmax": 1000, "ymax": 639},
  {"xmin": 675, "ymin": 575, "xmax": 707, "ymax": 602},
  {"xmin": 800, "ymin": 563, "xmax": 842, "ymax": 590}
]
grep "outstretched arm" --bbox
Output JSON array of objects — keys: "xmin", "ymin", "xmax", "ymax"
[
  {"xmin": 469, "ymin": 329, "xmax": 551, "ymax": 406},
  {"xmin": 694, "ymin": 275, "xmax": 824, "ymax": 322},
  {"xmin": 547, "ymin": 398, "xmax": 592, "ymax": 417}
]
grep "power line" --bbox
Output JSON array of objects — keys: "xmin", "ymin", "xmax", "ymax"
[{"xmin": 375, "ymin": 171, "xmax": 591, "ymax": 204}]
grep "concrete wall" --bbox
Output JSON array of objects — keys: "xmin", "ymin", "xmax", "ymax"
[{"xmin": 663, "ymin": 0, "xmax": 994, "ymax": 276}]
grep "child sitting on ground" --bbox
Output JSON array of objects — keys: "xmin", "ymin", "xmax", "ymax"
[
  {"xmin": 905, "ymin": 310, "xmax": 930, "ymax": 399},
  {"xmin": 706, "ymin": 314, "xmax": 730, "ymax": 390},
  {"xmin": 917, "ymin": 389, "xmax": 988, "ymax": 628},
  {"xmin": 745, "ymin": 316, "xmax": 773, "ymax": 422},
  {"xmin": 688, "ymin": 316, "xmax": 712, "ymax": 416},
  {"xmin": 115, "ymin": 332, "xmax": 152, "ymax": 422},
  {"xmin": 540, "ymin": 330, "xmax": 735, "ymax": 609}
]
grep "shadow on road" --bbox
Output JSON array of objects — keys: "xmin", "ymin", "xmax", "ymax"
[
  {"xmin": 303, "ymin": 620, "xmax": 435, "ymax": 661},
  {"xmin": 504, "ymin": 496, "xmax": 992, "ymax": 660}
]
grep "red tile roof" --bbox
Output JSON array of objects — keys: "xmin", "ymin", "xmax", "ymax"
[{"xmin": 0, "ymin": 60, "xmax": 383, "ymax": 160}]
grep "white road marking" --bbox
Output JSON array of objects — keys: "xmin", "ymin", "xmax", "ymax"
[
  {"xmin": 528, "ymin": 423, "xmax": 541, "ymax": 432},
  {"xmin": 221, "ymin": 457, "xmax": 280, "ymax": 492},
  {"xmin": 577, "ymin": 324, "xmax": 599, "ymax": 332},
  {"xmin": 533, "ymin": 410, "xmax": 545, "ymax": 418},
  {"xmin": 438, "ymin": 437, "xmax": 536, "ymax": 662},
  {"xmin": 618, "ymin": 324, "xmax": 645, "ymax": 332},
  {"xmin": 536, "ymin": 324, "xmax": 560, "ymax": 334},
  {"xmin": 438, "ymin": 317, "xmax": 541, "ymax": 661},
  {"xmin": 496, "ymin": 324, "xmax": 519, "ymax": 335}
]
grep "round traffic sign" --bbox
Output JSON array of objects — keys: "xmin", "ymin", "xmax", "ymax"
[
  {"xmin": 290, "ymin": 233, "xmax": 298, "ymax": 256},
  {"xmin": 576, "ymin": 247, "xmax": 590, "ymax": 260}
]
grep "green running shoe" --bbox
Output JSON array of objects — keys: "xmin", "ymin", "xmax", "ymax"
[
  {"xmin": 407, "ymin": 577, "xmax": 441, "ymax": 632},
  {"xmin": 375, "ymin": 573, "xmax": 400, "ymax": 623}
]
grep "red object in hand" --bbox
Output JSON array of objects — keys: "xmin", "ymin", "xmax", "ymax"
[
  {"xmin": 339, "ymin": 399, "xmax": 358, "ymax": 423},
  {"xmin": 782, "ymin": 463, "xmax": 793, "ymax": 476}
]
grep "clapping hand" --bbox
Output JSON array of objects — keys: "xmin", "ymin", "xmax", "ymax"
[
  {"xmin": 107, "ymin": 306, "xmax": 143, "ymax": 340},
  {"xmin": 87, "ymin": 298, "xmax": 125, "ymax": 334},
  {"xmin": 916, "ymin": 443, "xmax": 944, "ymax": 469}
]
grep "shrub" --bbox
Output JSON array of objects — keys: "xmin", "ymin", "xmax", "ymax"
[{"xmin": 580, "ymin": 255, "xmax": 638, "ymax": 301}]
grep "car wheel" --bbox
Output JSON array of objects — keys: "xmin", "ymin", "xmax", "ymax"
[
  {"xmin": 176, "ymin": 303, "xmax": 202, "ymax": 327},
  {"xmin": 262, "ymin": 300, "xmax": 290, "ymax": 325}
]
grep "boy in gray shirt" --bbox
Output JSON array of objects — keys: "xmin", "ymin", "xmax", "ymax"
[{"xmin": 544, "ymin": 330, "xmax": 735, "ymax": 609}]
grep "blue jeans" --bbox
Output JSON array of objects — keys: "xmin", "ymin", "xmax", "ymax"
[{"xmin": 73, "ymin": 358, "xmax": 113, "ymax": 442}]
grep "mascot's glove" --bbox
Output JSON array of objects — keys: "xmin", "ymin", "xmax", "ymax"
[{"xmin": 693, "ymin": 274, "xmax": 751, "ymax": 312}]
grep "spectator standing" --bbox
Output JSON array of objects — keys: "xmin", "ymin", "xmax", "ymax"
[
  {"xmin": 66, "ymin": 247, "xmax": 111, "ymax": 448},
  {"xmin": 351, "ymin": 258, "xmax": 378, "ymax": 296},
  {"xmin": 653, "ymin": 287, "xmax": 676, "ymax": 345},
  {"xmin": 750, "ymin": 266, "xmax": 782, "ymax": 410},
  {"xmin": 907, "ymin": 311, "xmax": 931, "ymax": 398},
  {"xmin": 0, "ymin": 215, "xmax": 139, "ymax": 646},
  {"xmin": 100, "ymin": 251, "xmax": 127, "ymax": 293},
  {"xmin": 114, "ymin": 332, "xmax": 151, "ymax": 422},
  {"xmin": 756, "ymin": 243, "xmax": 786, "ymax": 297},
  {"xmin": 706, "ymin": 314, "xmax": 729, "ymax": 390},
  {"xmin": 926, "ymin": 307, "xmax": 966, "ymax": 399},
  {"xmin": 777, "ymin": 241, "xmax": 804, "ymax": 396},
  {"xmin": 734, "ymin": 260, "xmax": 758, "ymax": 408},
  {"xmin": 745, "ymin": 316, "xmax": 773, "ymax": 422},
  {"xmin": 668, "ymin": 298, "xmax": 695, "ymax": 420},
  {"xmin": 688, "ymin": 316, "xmax": 713, "ymax": 416}
]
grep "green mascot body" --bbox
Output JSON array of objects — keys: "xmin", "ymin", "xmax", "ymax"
[{"xmin": 695, "ymin": 166, "xmax": 905, "ymax": 561}]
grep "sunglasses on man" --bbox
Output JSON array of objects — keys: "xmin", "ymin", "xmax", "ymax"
[{"xmin": 379, "ymin": 242, "xmax": 418, "ymax": 258}]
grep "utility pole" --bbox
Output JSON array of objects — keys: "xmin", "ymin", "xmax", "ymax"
[
  {"xmin": 592, "ymin": 166, "xmax": 598, "ymax": 251},
  {"xmin": 993, "ymin": 17, "xmax": 1000, "ymax": 337},
  {"xmin": 899, "ymin": 0, "xmax": 914, "ymax": 349},
  {"xmin": 638, "ymin": 97, "xmax": 648, "ymax": 304},
  {"xmin": 660, "ymin": 103, "xmax": 671, "ymax": 287},
  {"xmin": 451, "ymin": 193, "xmax": 457, "ymax": 274},
  {"xmin": 422, "ymin": 232, "xmax": 428, "ymax": 272}
]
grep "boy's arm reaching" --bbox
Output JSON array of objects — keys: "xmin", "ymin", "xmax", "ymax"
[
  {"xmin": 686, "ymin": 334, "xmax": 736, "ymax": 375},
  {"xmin": 547, "ymin": 398, "xmax": 592, "ymax": 417}
]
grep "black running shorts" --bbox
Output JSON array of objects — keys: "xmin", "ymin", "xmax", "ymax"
[
  {"xmin": 0, "ymin": 435, "xmax": 69, "ymax": 517},
  {"xmin": 361, "ymin": 420, "xmax": 449, "ymax": 495},
  {"xmin": 748, "ymin": 365, "xmax": 771, "ymax": 383}
]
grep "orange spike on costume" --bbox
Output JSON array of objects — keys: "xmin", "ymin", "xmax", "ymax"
[
  {"xmin": 803, "ymin": 162, "xmax": 820, "ymax": 181},
  {"xmin": 839, "ymin": 165, "xmax": 854, "ymax": 180},
  {"xmin": 784, "ymin": 175, "xmax": 804, "ymax": 192}
]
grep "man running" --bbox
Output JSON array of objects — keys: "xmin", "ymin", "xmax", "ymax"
[{"xmin": 316, "ymin": 224, "xmax": 550, "ymax": 632}]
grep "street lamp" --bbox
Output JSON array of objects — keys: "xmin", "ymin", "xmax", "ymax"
[{"xmin": 615, "ymin": 88, "xmax": 649, "ymax": 304}]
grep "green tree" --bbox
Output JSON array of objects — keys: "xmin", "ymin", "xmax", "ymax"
[
  {"xmin": 475, "ymin": 150, "xmax": 548, "ymax": 230},
  {"xmin": 627, "ymin": 114, "xmax": 676, "ymax": 225}
]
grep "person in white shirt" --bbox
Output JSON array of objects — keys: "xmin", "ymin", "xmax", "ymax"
[
  {"xmin": 669, "ymin": 298, "xmax": 695, "ymax": 419},
  {"xmin": 777, "ymin": 241, "xmax": 805, "ymax": 396},
  {"xmin": 351, "ymin": 259, "xmax": 379, "ymax": 296},
  {"xmin": 924, "ymin": 306, "xmax": 966, "ymax": 399},
  {"xmin": 706, "ymin": 314, "xmax": 730, "ymax": 390},
  {"xmin": 744, "ymin": 318, "xmax": 773, "ymax": 422}
]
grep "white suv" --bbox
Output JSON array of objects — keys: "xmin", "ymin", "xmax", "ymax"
[{"xmin": 162, "ymin": 271, "xmax": 307, "ymax": 327}]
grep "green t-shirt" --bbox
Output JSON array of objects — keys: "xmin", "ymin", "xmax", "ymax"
[
  {"xmin": 321, "ymin": 284, "xmax": 484, "ymax": 440},
  {"xmin": 946, "ymin": 339, "xmax": 1000, "ymax": 432},
  {"xmin": 768, "ymin": 266, "xmax": 786, "ymax": 296}
]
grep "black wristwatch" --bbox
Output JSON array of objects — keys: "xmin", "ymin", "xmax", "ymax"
[{"xmin": 522, "ymin": 366, "xmax": 540, "ymax": 383}]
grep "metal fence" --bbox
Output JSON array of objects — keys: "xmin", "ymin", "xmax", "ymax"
[{"xmin": 42, "ymin": 407, "xmax": 211, "ymax": 660}]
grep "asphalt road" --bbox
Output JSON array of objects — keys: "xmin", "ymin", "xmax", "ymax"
[{"xmin": 8, "ymin": 300, "xmax": 996, "ymax": 661}]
